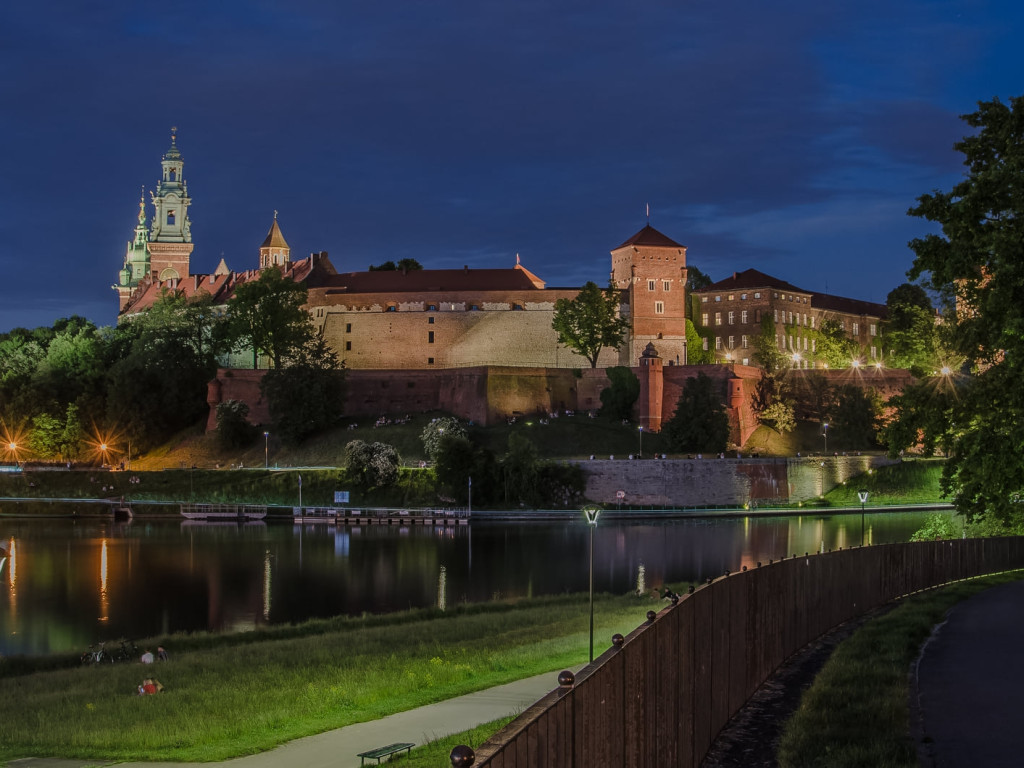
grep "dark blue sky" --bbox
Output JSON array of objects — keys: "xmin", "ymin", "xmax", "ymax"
[{"xmin": 1, "ymin": 1, "xmax": 1021, "ymax": 332}]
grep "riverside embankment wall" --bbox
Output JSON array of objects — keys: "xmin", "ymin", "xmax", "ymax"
[
  {"xmin": 471, "ymin": 537, "xmax": 1024, "ymax": 767},
  {"xmin": 578, "ymin": 454, "xmax": 898, "ymax": 507}
]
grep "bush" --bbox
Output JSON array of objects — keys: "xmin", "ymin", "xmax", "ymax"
[
  {"xmin": 344, "ymin": 440, "xmax": 401, "ymax": 489},
  {"xmin": 215, "ymin": 400, "xmax": 258, "ymax": 450}
]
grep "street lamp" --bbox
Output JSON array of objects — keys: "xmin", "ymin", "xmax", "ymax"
[
  {"xmin": 858, "ymin": 489, "xmax": 870, "ymax": 546},
  {"xmin": 583, "ymin": 507, "xmax": 601, "ymax": 662},
  {"xmin": 821, "ymin": 422, "xmax": 829, "ymax": 454},
  {"xmin": 819, "ymin": 461, "xmax": 825, "ymax": 497},
  {"xmin": 264, "ymin": 431, "xmax": 269, "ymax": 469},
  {"xmin": 637, "ymin": 426, "xmax": 643, "ymax": 459},
  {"xmin": 100, "ymin": 443, "xmax": 109, "ymax": 467}
]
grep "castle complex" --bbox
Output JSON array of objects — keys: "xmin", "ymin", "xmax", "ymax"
[{"xmin": 115, "ymin": 134, "xmax": 893, "ymax": 438}]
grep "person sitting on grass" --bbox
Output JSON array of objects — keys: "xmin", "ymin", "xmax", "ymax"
[
  {"xmin": 140, "ymin": 649, "xmax": 154, "ymax": 664},
  {"xmin": 137, "ymin": 678, "xmax": 163, "ymax": 696},
  {"xmin": 157, "ymin": 646, "xmax": 168, "ymax": 661}
]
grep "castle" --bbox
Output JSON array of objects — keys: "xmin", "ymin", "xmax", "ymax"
[{"xmin": 116, "ymin": 133, "xmax": 893, "ymax": 439}]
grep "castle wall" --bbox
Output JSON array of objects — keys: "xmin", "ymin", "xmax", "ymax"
[
  {"xmin": 312, "ymin": 295, "xmax": 622, "ymax": 370},
  {"xmin": 206, "ymin": 366, "xmax": 614, "ymax": 430},
  {"xmin": 578, "ymin": 454, "xmax": 898, "ymax": 507}
]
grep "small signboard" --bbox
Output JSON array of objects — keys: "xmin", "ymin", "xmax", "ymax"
[
  {"xmin": 616, "ymin": 490, "xmax": 626, "ymax": 499},
  {"xmin": 334, "ymin": 491, "xmax": 350, "ymax": 504},
  {"xmin": 857, "ymin": 491, "xmax": 869, "ymax": 504}
]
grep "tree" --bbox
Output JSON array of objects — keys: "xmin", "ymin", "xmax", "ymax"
[
  {"xmin": 215, "ymin": 400, "xmax": 258, "ymax": 450},
  {"xmin": 828, "ymin": 385, "xmax": 882, "ymax": 449},
  {"xmin": 686, "ymin": 265, "xmax": 713, "ymax": 292},
  {"xmin": 752, "ymin": 318, "xmax": 787, "ymax": 373},
  {"xmin": 685, "ymin": 320, "xmax": 714, "ymax": 364},
  {"xmin": 345, "ymin": 440, "xmax": 401, "ymax": 489},
  {"xmin": 898, "ymin": 95, "xmax": 1024, "ymax": 525},
  {"xmin": 261, "ymin": 331, "xmax": 347, "ymax": 446},
  {"xmin": 662, "ymin": 372, "xmax": 730, "ymax": 452},
  {"xmin": 552, "ymin": 281, "xmax": 628, "ymax": 368},
  {"xmin": 881, "ymin": 283, "xmax": 942, "ymax": 374},
  {"xmin": 815, "ymin": 318, "xmax": 859, "ymax": 369},
  {"xmin": 502, "ymin": 433, "xmax": 540, "ymax": 505},
  {"xmin": 226, "ymin": 268, "xmax": 312, "ymax": 369},
  {"xmin": 599, "ymin": 367, "xmax": 640, "ymax": 420},
  {"xmin": 369, "ymin": 258, "xmax": 422, "ymax": 272},
  {"xmin": 434, "ymin": 435, "xmax": 498, "ymax": 504},
  {"xmin": 420, "ymin": 416, "xmax": 467, "ymax": 460},
  {"xmin": 880, "ymin": 379, "xmax": 958, "ymax": 458}
]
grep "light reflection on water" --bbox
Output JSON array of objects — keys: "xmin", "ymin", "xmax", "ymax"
[{"xmin": 0, "ymin": 508, "xmax": 946, "ymax": 655}]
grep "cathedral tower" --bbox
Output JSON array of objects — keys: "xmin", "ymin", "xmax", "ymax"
[
  {"xmin": 259, "ymin": 212, "xmax": 291, "ymax": 268},
  {"xmin": 146, "ymin": 127, "xmax": 193, "ymax": 283},
  {"xmin": 114, "ymin": 191, "xmax": 151, "ymax": 311},
  {"xmin": 610, "ymin": 224, "xmax": 689, "ymax": 366}
]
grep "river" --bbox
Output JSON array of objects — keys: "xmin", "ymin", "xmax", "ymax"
[{"xmin": 0, "ymin": 507, "xmax": 944, "ymax": 656}]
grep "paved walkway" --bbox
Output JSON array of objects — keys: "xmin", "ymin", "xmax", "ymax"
[
  {"xmin": 915, "ymin": 577, "xmax": 1024, "ymax": 768},
  {"xmin": 10, "ymin": 669, "xmax": 565, "ymax": 768}
]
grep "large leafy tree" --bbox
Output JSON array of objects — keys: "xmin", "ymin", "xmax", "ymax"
[
  {"xmin": 552, "ymin": 281, "xmax": 628, "ymax": 368},
  {"xmin": 226, "ymin": 268, "xmax": 312, "ymax": 369},
  {"xmin": 881, "ymin": 283, "xmax": 942, "ymax": 374},
  {"xmin": 107, "ymin": 292, "xmax": 227, "ymax": 449},
  {"xmin": 828, "ymin": 385, "xmax": 882, "ymax": 449},
  {"xmin": 752, "ymin": 317, "xmax": 787, "ymax": 373},
  {"xmin": 899, "ymin": 95, "xmax": 1024, "ymax": 525},
  {"xmin": 662, "ymin": 372, "xmax": 730, "ymax": 453},
  {"xmin": 261, "ymin": 331, "xmax": 347, "ymax": 445},
  {"xmin": 814, "ymin": 318, "xmax": 859, "ymax": 369}
]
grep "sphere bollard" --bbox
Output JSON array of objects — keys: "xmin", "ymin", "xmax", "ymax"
[
  {"xmin": 612, "ymin": 633, "xmax": 624, "ymax": 648},
  {"xmin": 450, "ymin": 744, "xmax": 476, "ymax": 767},
  {"xmin": 646, "ymin": 610, "xmax": 657, "ymax": 623},
  {"xmin": 558, "ymin": 670, "xmax": 575, "ymax": 688}
]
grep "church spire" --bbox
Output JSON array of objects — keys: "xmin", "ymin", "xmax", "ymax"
[
  {"xmin": 259, "ymin": 212, "xmax": 291, "ymax": 268},
  {"xmin": 147, "ymin": 127, "xmax": 194, "ymax": 282}
]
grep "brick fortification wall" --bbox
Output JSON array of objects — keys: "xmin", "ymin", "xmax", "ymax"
[
  {"xmin": 579, "ymin": 454, "xmax": 898, "ymax": 507},
  {"xmin": 314, "ymin": 297, "xmax": 623, "ymax": 370},
  {"xmin": 207, "ymin": 367, "xmax": 612, "ymax": 429}
]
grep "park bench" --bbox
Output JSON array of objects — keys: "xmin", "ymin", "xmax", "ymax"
[{"xmin": 356, "ymin": 742, "xmax": 415, "ymax": 765}]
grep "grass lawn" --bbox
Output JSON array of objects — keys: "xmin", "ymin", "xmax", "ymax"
[
  {"xmin": 777, "ymin": 570, "xmax": 1024, "ymax": 768},
  {"xmin": 0, "ymin": 593, "xmax": 660, "ymax": 763},
  {"xmin": 821, "ymin": 459, "xmax": 946, "ymax": 507}
]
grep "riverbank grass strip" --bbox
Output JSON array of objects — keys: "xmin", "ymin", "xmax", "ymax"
[
  {"xmin": 777, "ymin": 571, "xmax": 1024, "ymax": 768},
  {"xmin": 0, "ymin": 594, "xmax": 655, "ymax": 763}
]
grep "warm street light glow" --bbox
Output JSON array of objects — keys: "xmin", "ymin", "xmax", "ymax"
[
  {"xmin": 851, "ymin": 359, "xmax": 861, "ymax": 368},
  {"xmin": 940, "ymin": 366, "xmax": 951, "ymax": 376}
]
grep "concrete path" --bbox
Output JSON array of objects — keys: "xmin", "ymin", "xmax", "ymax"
[
  {"xmin": 915, "ymin": 578, "xmax": 1024, "ymax": 768},
  {"xmin": 11, "ymin": 669, "xmax": 565, "ymax": 768}
]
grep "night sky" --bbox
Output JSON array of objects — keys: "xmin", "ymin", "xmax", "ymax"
[{"xmin": 2, "ymin": 1, "xmax": 1022, "ymax": 333}]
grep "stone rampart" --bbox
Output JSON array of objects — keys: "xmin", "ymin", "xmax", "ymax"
[{"xmin": 578, "ymin": 454, "xmax": 898, "ymax": 507}]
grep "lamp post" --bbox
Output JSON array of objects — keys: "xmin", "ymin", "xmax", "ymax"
[
  {"xmin": 468, "ymin": 475, "xmax": 472, "ymax": 516},
  {"xmin": 822, "ymin": 422, "xmax": 829, "ymax": 454},
  {"xmin": 819, "ymin": 461, "xmax": 825, "ymax": 497},
  {"xmin": 583, "ymin": 507, "xmax": 600, "ymax": 662},
  {"xmin": 264, "ymin": 431, "xmax": 269, "ymax": 469},
  {"xmin": 637, "ymin": 426, "xmax": 643, "ymax": 459},
  {"xmin": 858, "ymin": 489, "xmax": 869, "ymax": 546}
]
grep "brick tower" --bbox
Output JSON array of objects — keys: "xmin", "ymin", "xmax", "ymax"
[
  {"xmin": 146, "ymin": 127, "xmax": 193, "ymax": 283},
  {"xmin": 610, "ymin": 224, "xmax": 688, "ymax": 367}
]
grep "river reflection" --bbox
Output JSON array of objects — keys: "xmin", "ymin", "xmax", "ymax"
[{"xmin": 0, "ymin": 509, "xmax": 944, "ymax": 655}]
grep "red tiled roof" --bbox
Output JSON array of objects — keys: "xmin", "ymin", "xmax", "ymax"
[
  {"xmin": 614, "ymin": 224, "xmax": 685, "ymax": 250},
  {"xmin": 700, "ymin": 268, "xmax": 887, "ymax": 318},
  {"xmin": 309, "ymin": 264, "xmax": 546, "ymax": 293},
  {"xmin": 703, "ymin": 268, "xmax": 808, "ymax": 294},
  {"xmin": 813, "ymin": 293, "xmax": 887, "ymax": 318}
]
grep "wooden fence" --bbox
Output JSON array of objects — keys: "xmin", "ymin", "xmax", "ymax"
[{"xmin": 470, "ymin": 537, "xmax": 1024, "ymax": 767}]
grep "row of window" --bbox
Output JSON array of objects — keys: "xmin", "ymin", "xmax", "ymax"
[
  {"xmin": 701, "ymin": 291, "xmax": 764, "ymax": 303},
  {"xmin": 646, "ymin": 279, "xmax": 672, "ymax": 291},
  {"xmin": 704, "ymin": 310, "xmax": 761, "ymax": 326}
]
